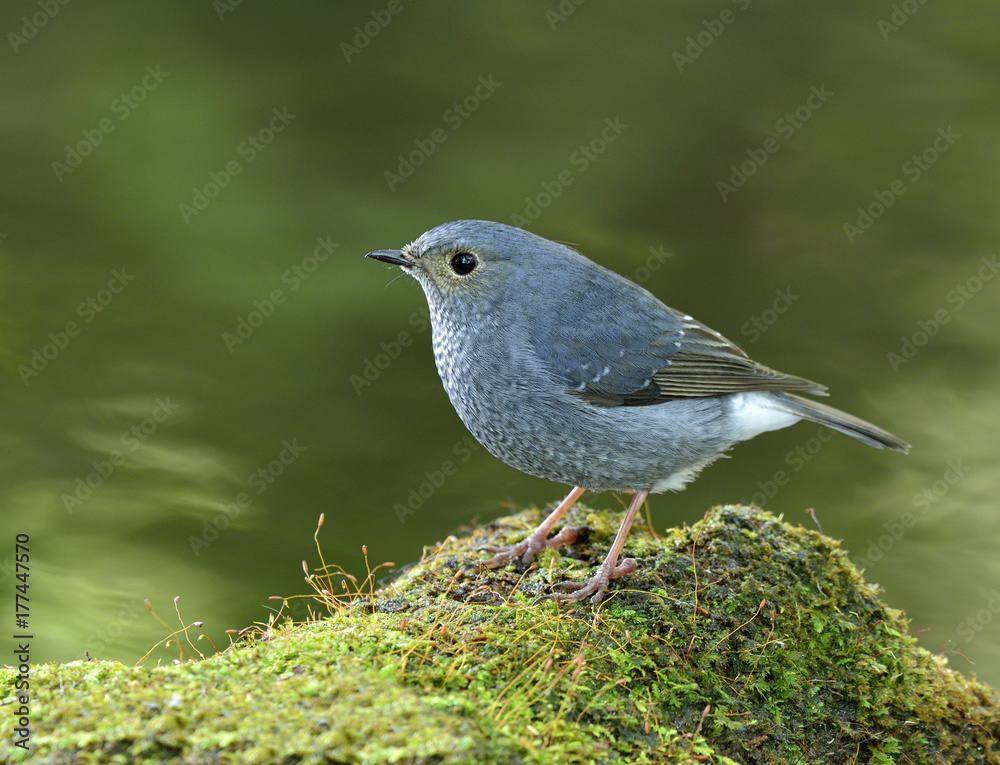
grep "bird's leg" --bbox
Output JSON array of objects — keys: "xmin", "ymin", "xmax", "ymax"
[
  {"xmin": 480, "ymin": 486, "xmax": 587, "ymax": 567},
  {"xmin": 545, "ymin": 489, "xmax": 649, "ymax": 605}
]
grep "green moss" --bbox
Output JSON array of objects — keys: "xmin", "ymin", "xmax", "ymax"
[{"xmin": 3, "ymin": 504, "xmax": 998, "ymax": 764}]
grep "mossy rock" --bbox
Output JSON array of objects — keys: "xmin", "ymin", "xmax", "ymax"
[{"xmin": 2, "ymin": 504, "xmax": 998, "ymax": 764}]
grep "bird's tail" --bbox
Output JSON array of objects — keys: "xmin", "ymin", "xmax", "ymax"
[{"xmin": 773, "ymin": 392, "xmax": 910, "ymax": 453}]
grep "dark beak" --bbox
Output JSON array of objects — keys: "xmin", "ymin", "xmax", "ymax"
[{"xmin": 366, "ymin": 249, "xmax": 411, "ymax": 267}]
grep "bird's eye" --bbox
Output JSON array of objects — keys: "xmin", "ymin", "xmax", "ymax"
[{"xmin": 450, "ymin": 252, "xmax": 477, "ymax": 275}]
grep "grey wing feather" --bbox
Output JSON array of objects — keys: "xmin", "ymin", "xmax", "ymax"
[{"xmin": 531, "ymin": 270, "xmax": 827, "ymax": 407}]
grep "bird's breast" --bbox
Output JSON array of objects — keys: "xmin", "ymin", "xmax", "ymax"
[{"xmin": 429, "ymin": 308, "xmax": 541, "ymax": 437}]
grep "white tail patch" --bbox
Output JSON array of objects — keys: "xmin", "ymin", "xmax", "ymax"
[{"xmin": 728, "ymin": 393, "xmax": 800, "ymax": 442}]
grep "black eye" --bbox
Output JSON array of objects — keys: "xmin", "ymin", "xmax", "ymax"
[{"xmin": 450, "ymin": 252, "xmax": 477, "ymax": 275}]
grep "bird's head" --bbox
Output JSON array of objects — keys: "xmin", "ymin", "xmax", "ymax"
[{"xmin": 367, "ymin": 219, "xmax": 578, "ymax": 314}]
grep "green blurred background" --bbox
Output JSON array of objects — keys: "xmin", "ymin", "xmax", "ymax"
[{"xmin": 2, "ymin": 2, "xmax": 998, "ymax": 685}]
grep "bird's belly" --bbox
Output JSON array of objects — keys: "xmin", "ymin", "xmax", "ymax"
[{"xmin": 442, "ymin": 369, "xmax": 735, "ymax": 493}]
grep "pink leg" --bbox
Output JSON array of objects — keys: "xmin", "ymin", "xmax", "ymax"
[
  {"xmin": 481, "ymin": 486, "xmax": 587, "ymax": 567},
  {"xmin": 546, "ymin": 489, "xmax": 649, "ymax": 605}
]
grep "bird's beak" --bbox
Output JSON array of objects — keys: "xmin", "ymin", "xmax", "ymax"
[{"xmin": 366, "ymin": 249, "xmax": 411, "ymax": 267}]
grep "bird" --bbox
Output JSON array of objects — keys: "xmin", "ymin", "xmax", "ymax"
[{"xmin": 366, "ymin": 220, "xmax": 909, "ymax": 604}]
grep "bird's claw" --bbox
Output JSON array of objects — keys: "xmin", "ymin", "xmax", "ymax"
[
  {"xmin": 539, "ymin": 557, "xmax": 639, "ymax": 605},
  {"xmin": 478, "ymin": 526, "xmax": 584, "ymax": 568}
]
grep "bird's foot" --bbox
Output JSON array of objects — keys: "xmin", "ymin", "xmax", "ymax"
[
  {"xmin": 539, "ymin": 557, "xmax": 638, "ymax": 605},
  {"xmin": 479, "ymin": 525, "xmax": 584, "ymax": 568}
]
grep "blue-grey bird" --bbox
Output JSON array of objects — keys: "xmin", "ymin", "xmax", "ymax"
[{"xmin": 367, "ymin": 220, "xmax": 909, "ymax": 604}]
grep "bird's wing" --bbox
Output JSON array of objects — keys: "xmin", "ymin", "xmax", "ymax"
[{"xmin": 531, "ymin": 279, "xmax": 827, "ymax": 407}]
